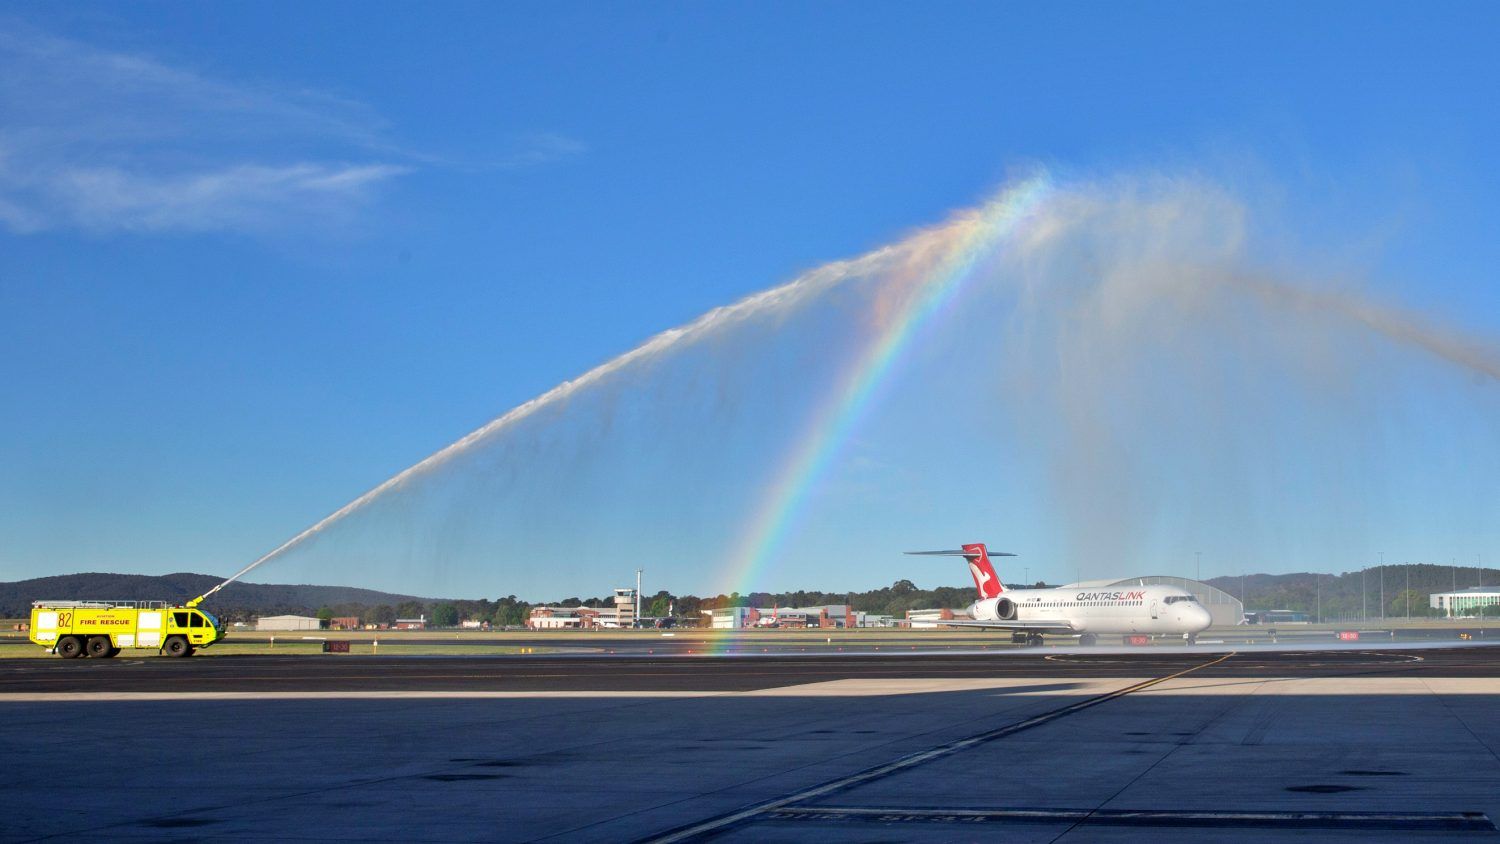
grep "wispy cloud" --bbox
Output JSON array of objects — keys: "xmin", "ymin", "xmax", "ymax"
[
  {"xmin": 496, "ymin": 132, "xmax": 587, "ymax": 169},
  {"xmin": 0, "ymin": 25, "xmax": 409, "ymax": 235},
  {"xmin": 25, "ymin": 162, "xmax": 408, "ymax": 234}
]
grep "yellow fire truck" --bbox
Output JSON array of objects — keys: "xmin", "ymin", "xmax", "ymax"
[{"xmin": 29, "ymin": 599, "xmax": 225, "ymax": 658}]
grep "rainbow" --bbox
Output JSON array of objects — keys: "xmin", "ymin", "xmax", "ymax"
[{"xmin": 712, "ymin": 176, "xmax": 1053, "ymax": 624}]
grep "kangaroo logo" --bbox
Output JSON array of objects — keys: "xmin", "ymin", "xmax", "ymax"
[
  {"xmin": 969, "ymin": 562, "xmax": 991, "ymax": 588},
  {"xmin": 962, "ymin": 543, "xmax": 1004, "ymax": 598}
]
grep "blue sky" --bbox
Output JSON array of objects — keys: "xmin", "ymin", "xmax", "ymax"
[{"xmin": 3, "ymin": 3, "xmax": 1499, "ymax": 598}]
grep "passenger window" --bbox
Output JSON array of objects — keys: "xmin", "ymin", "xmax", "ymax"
[
  {"xmin": 190, "ymin": 614, "xmax": 204, "ymax": 628},
  {"xmin": 173, "ymin": 611, "xmax": 191, "ymax": 627}
]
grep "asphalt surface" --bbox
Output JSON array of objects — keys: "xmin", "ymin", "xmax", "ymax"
[
  {"xmin": 7, "ymin": 645, "xmax": 1500, "ymax": 842},
  {"xmin": 3, "ymin": 644, "xmax": 1497, "ymax": 694}
]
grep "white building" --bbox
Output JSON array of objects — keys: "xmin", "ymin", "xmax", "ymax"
[
  {"xmin": 703, "ymin": 605, "xmax": 871, "ymax": 629},
  {"xmin": 256, "ymin": 615, "xmax": 320, "ymax": 631},
  {"xmin": 528, "ymin": 607, "xmax": 599, "ymax": 629},
  {"xmin": 1430, "ymin": 588, "xmax": 1500, "ymax": 617},
  {"xmin": 702, "ymin": 607, "xmax": 757, "ymax": 629}
]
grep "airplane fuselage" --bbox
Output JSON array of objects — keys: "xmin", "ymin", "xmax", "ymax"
[{"xmin": 971, "ymin": 584, "xmax": 1212, "ymax": 636}]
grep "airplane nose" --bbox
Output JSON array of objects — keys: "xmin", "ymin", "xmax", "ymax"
[{"xmin": 1193, "ymin": 606, "xmax": 1212, "ymax": 632}]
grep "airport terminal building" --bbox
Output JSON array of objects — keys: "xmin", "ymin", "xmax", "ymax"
[
  {"xmin": 1430, "ymin": 587, "xmax": 1500, "ymax": 617},
  {"xmin": 528, "ymin": 588, "xmax": 643, "ymax": 629}
]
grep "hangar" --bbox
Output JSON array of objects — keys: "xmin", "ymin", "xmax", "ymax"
[{"xmin": 255, "ymin": 614, "xmax": 321, "ymax": 631}]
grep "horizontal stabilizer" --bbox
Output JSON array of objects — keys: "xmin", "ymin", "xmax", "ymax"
[
  {"xmin": 905, "ymin": 550, "xmax": 1017, "ymax": 557},
  {"xmin": 908, "ymin": 542, "xmax": 1011, "ymax": 598}
]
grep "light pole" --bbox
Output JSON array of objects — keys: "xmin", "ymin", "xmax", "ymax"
[
  {"xmin": 1379, "ymin": 552, "xmax": 1385, "ymax": 620},
  {"xmin": 636, "ymin": 569, "xmax": 643, "ymax": 626},
  {"xmin": 1362, "ymin": 566, "xmax": 1367, "ymax": 621},
  {"xmin": 1316, "ymin": 574, "xmax": 1321, "ymax": 624}
]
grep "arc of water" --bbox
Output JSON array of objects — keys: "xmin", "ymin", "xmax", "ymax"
[
  {"xmin": 190, "ymin": 224, "xmax": 974, "ymax": 603},
  {"xmin": 191, "ymin": 179, "xmax": 1500, "ymax": 606}
]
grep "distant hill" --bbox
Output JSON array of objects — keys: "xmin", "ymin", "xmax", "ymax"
[{"xmin": 0, "ymin": 572, "xmax": 436, "ymax": 618}]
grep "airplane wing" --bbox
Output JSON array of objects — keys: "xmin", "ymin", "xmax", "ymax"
[{"xmin": 900, "ymin": 618, "xmax": 1077, "ymax": 633}]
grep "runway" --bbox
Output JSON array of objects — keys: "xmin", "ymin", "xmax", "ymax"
[
  {"xmin": 5, "ymin": 646, "xmax": 1500, "ymax": 842},
  {"xmin": 2, "ymin": 644, "xmax": 1497, "ymax": 696}
]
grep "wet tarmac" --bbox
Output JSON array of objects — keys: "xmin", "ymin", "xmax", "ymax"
[{"xmin": 4, "ymin": 645, "xmax": 1500, "ymax": 842}]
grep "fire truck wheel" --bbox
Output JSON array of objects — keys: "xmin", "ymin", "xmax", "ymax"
[
  {"xmin": 57, "ymin": 637, "xmax": 84, "ymax": 659},
  {"xmin": 85, "ymin": 636, "xmax": 113, "ymax": 658},
  {"xmin": 164, "ymin": 636, "xmax": 190, "ymax": 658}
]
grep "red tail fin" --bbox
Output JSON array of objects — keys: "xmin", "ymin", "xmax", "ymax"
[
  {"xmin": 904, "ymin": 544, "xmax": 1015, "ymax": 599},
  {"xmin": 963, "ymin": 543, "xmax": 1005, "ymax": 598}
]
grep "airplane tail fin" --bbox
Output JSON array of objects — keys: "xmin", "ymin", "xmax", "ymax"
[{"xmin": 905, "ymin": 543, "xmax": 1013, "ymax": 599}]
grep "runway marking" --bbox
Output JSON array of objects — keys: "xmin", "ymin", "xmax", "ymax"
[
  {"xmin": 741, "ymin": 678, "xmax": 1103, "ymax": 697},
  {"xmin": 0, "ymin": 690, "xmax": 732, "ymax": 702},
  {"xmin": 640, "ymin": 651, "xmax": 1236, "ymax": 843},
  {"xmin": 760, "ymin": 806, "xmax": 1496, "ymax": 832},
  {"xmin": 1044, "ymin": 650, "xmax": 1424, "ymax": 667},
  {"xmin": 16, "ymin": 675, "xmax": 1500, "ymax": 702},
  {"xmin": 0, "ymin": 678, "xmax": 1117, "ymax": 702}
]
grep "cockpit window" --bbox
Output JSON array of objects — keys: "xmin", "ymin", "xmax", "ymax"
[{"xmin": 1164, "ymin": 595, "xmax": 1198, "ymax": 605}]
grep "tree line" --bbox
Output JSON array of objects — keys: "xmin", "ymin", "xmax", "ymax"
[{"xmin": 217, "ymin": 579, "xmax": 1001, "ymax": 628}]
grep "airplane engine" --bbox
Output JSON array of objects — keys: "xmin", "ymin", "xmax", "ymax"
[{"xmin": 995, "ymin": 597, "xmax": 1017, "ymax": 620}]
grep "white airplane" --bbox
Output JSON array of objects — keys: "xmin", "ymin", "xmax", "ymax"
[{"xmin": 906, "ymin": 543, "xmax": 1213, "ymax": 645}]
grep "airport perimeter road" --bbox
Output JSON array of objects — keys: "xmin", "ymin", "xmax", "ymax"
[
  {"xmin": 3, "ymin": 645, "xmax": 1500, "ymax": 696},
  {"xmin": 3, "ymin": 648, "xmax": 1500, "ymax": 842}
]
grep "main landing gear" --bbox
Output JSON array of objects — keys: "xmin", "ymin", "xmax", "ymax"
[
  {"xmin": 1184, "ymin": 633, "xmax": 1198, "ymax": 645},
  {"xmin": 1078, "ymin": 633, "xmax": 1098, "ymax": 647}
]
